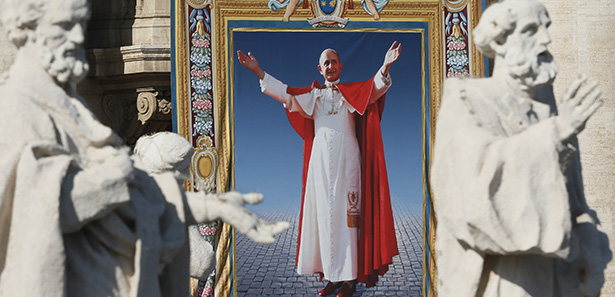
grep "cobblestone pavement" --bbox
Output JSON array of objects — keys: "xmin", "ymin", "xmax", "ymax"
[{"xmin": 235, "ymin": 196, "xmax": 423, "ymax": 297}]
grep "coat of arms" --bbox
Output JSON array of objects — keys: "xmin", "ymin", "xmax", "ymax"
[{"xmin": 308, "ymin": 0, "xmax": 348, "ymax": 28}]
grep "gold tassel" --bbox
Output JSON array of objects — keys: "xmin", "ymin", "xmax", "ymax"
[
  {"xmin": 196, "ymin": 20, "xmax": 205, "ymax": 36},
  {"xmin": 452, "ymin": 23, "xmax": 461, "ymax": 39},
  {"xmin": 347, "ymin": 214, "xmax": 360, "ymax": 228},
  {"xmin": 190, "ymin": 278, "xmax": 199, "ymax": 295}
]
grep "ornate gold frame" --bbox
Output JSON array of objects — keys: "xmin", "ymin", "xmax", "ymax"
[{"xmin": 173, "ymin": 0, "xmax": 485, "ymax": 296}]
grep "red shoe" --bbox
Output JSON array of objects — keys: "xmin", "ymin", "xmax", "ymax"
[
  {"xmin": 336, "ymin": 281, "xmax": 356, "ymax": 297},
  {"xmin": 318, "ymin": 281, "xmax": 342, "ymax": 296}
]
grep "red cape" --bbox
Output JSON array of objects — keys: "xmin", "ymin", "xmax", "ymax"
[{"xmin": 286, "ymin": 78, "xmax": 398, "ymax": 287}]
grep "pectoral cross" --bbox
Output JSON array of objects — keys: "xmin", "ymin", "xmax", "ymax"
[
  {"xmin": 327, "ymin": 86, "xmax": 340, "ymax": 115},
  {"xmin": 328, "ymin": 102, "xmax": 338, "ymax": 115}
]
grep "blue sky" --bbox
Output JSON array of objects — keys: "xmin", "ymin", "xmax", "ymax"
[{"xmin": 232, "ymin": 31, "xmax": 424, "ymax": 211}]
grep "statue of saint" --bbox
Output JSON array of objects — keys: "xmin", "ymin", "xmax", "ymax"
[
  {"xmin": 0, "ymin": 0, "xmax": 287, "ymax": 296},
  {"xmin": 432, "ymin": 0, "xmax": 611, "ymax": 296}
]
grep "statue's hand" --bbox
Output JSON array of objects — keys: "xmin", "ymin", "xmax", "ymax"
[
  {"xmin": 207, "ymin": 191, "xmax": 289, "ymax": 244},
  {"xmin": 556, "ymin": 75, "xmax": 603, "ymax": 141},
  {"xmin": 88, "ymin": 146, "xmax": 136, "ymax": 184}
]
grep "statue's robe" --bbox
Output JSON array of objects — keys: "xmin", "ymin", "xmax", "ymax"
[
  {"xmin": 0, "ymin": 60, "xmax": 193, "ymax": 297},
  {"xmin": 431, "ymin": 78, "xmax": 611, "ymax": 296}
]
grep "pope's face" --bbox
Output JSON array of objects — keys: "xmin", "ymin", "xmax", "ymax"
[
  {"xmin": 36, "ymin": 0, "xmax": 90, "ymax": 85},
  {"xmin": 503, "ymin": 0, "xmax": 558, "ymax": 87},
  {"xmin": 318, "ymin": 50, "xmax": 343, "ymax": 82}
]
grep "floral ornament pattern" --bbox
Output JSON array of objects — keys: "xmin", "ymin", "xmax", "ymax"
[
  {"xmin": 189, "ymin": 7, "xmax": 214, "ymax": 138},
  {"xmin": 445, "ymin": 11, "xmax": 470, "ymax": 78},
  {"xmin": 189, "ymin": 7, "xmax": 217, "ymax": 297},
  {"xmin": 195, "ymin": 221, "xmax": 218, "ymax": 297}
]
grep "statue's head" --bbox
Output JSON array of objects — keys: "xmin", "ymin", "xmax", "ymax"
[
  {"xmin": 0, "ymin": 0, "xmax": 90, "ymax": 87},
  {"xmin": 134, "ymin": 132, "xmax": 195, "ymax": 181},
  {"xmin": 318, "ymin": 49, "xmax": 343, "ymax": 83},
  {"xmin": 474, "ymin": 0, "xmax": 558, "ymax": 88}
]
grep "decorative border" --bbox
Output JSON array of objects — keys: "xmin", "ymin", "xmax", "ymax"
[
  {"xmin": 442, "ymin": 0, "xmax": 484, "ymax": 79},
  {"xmin": 191, "ymin": 136, "xmax": 218, "ymax": 195},
  {"xmin": 173, "ymin": 1, "xmax": 485, "ymax": 296},
  {"xmin": 173, "ymin": 1, "xmax": 228, "ymax": 297},
  {"xmin": 443, "ymin": 7, "xmax": 470, "ymax": 78},
  {"xmin": 188, "ymin": 7, "xmax": 216, "ymax": 142}
]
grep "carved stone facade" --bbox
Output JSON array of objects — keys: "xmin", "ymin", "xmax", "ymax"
[{"xmin": 77, "ymin": 0, "xmax": 173, "ymax": 146}]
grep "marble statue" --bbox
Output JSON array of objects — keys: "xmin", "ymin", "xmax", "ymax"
[
  {"xmin": 431, "ymin": 0, "xmax": 612, "ymax": 296},
  {"xmin": 134, "ymin": 132, "xmax": 215, "ymax": 280},
  {"xmin": 0, "ymin": 0, "xmax": 288, "ymax": 296}
]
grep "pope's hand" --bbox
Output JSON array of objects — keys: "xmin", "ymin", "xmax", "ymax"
[
  {"xmin": 237, "ymin": 50, "xmax": 258, "ymax": 71},
  {"xmin": 382, "ymin": 41, "xmax": 402, "ymax": 76},
  {"xmin": 384, "ymin": 41, "xmax": 402, "ymax": 68},
  {"xmin": 237, "ymin": 50, "xmax": 265, "ymax": 79}
]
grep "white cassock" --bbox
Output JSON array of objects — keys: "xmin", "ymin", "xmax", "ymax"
[{"xmin": 260, "ymin": 71, "xmax": 390, "ymax": 282}]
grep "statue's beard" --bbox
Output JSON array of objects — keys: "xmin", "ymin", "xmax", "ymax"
[
  {"xmin": 39, "ymin": 39, "xmax": 89, "ymax": 87},
  {"xmin": 504, "ymin": 48, "xmax": 558, "ymax": 90}
]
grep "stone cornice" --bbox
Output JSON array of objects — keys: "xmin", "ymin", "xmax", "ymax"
[{"xmin": 87, "ymin": 45, "xmax": 171, "ymax": 77}]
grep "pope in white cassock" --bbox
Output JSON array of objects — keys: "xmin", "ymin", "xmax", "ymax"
[{"xmin": 237, "ymin": 42, "xmax": 401, "ymax": 297}]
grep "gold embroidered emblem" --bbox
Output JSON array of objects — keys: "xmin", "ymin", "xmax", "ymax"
[{"xmin": 347, "ymin": 191, "xmax": 360, "ymax": 228}]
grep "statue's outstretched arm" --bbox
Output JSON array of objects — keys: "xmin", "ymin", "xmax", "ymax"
[{"xmin": 185, "ymin": 191, "xmax": 289, "ymax": 244}]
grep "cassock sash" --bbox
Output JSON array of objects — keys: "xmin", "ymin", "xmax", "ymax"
[{"xmin": 286, "ymin": 78, "xmax": 398, "ymax": 287}]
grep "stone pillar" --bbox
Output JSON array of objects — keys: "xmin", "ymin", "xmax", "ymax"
[{"xmin": 539, "ymin": 0, "xmax": 615, "ymax": 294}]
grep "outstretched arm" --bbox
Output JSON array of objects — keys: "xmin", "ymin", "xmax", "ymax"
[
  {"xmin": 381, "ymin": 40, "xmax": 402, "ymax": 77},
  {"xmin": 186, "ymin": 191, "xmax": 290, "ymax": 244},
  {"xmin": 237, "ymin": 50, "xmax": 265, "ymax": 80},
  {"xmin": 237, "ymin": 50, "xmax": 301, "ymax": 110},
  {"xmin": 368, "ymin": 41, "xmax": 402, "ymax": 103}
]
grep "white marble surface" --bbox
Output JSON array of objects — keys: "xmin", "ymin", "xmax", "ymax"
[
  {"xmin": 433, "ymin": 0, "xmax": 611, "ymax": 295},
  {"xmin": 539, "ymin": 1, "xmax": 615, "ymax": 294},
  {"xmin": 0, "ymin": 1, "xmax": 287, "ymax": 296}
]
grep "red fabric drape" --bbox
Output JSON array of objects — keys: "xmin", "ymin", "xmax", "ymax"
[{"xmin": 286, "ymin": 79, "xmax": 398, "ymax": 287}]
